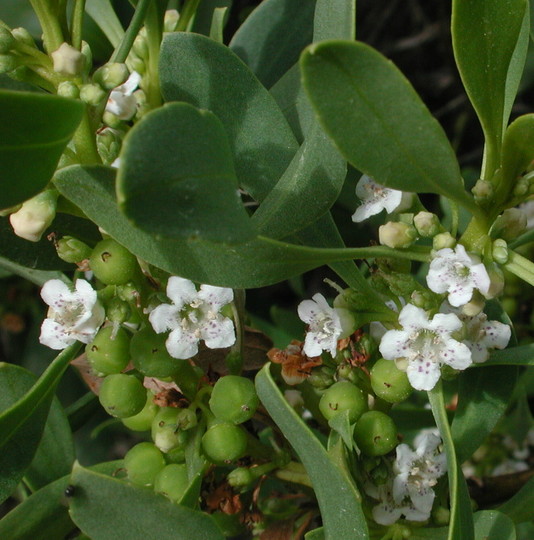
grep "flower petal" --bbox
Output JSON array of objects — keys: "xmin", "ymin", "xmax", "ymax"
[
  {"xmin": 379, "ymin": 330, "xmax": 411, "ymax": 360},
  {"xmin": 439, "ymin": 339, "xmax": 472, "ymax": 371},
  {"xmin": 201, "ymin": 316, "xmax": 236, "ymax": 349},
  {"xmin": 166, "ymin": 276, "xmax": 197, "ymax": 308},
  {"xmin": 39, "ymin": 318, "xmax": 75, "ymax": 350},
  {"xmin": 149, "ymin": 303, "xmax": 180, "ymax": 333},
  {"xmin": 198, "ymin": 284, "xmax": 233, "ymax": 311},
  {"xmin": 481, "ymin": 320, "xmax": 511, "ymax": 350},
  {"xmin": 406, "ymin": 357, "xmax": 441, "ymax": 391},
  {"xmin": 398, "ymin": 304, "xmax": 429, "ymax": 331},
  {"xmin": 40, "ymin": 279, "xmax": 74, "ymax": 309},
  {"xmin": 165, "ymin": 327, "xmax": 198, "ymax": 359}
]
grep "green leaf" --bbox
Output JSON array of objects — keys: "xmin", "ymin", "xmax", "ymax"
[
  {"xmin": 0, "ymin": 255, "xmax": 67, "ymax": 287},
  {"xmin": 452, "ymin": 366, "xmax": 518, "ymax": 464},
  {"xmin": 305, "ymin": 528, "xmax": 325, "ymax": 540},
  {"xmin": 502, "ymin": 114, "xmax": 534, "ymax": 192},
  {"xmin": 86, "ymin": 0, "xmax": 124, "ymax": 47},
  {"xmin": 0, "ymin": 91, "xmax": 84, "ymax": 209},
  {"xmin": 116, "ymin": 102, "xmax": 255, "ymax": 244},
  {"xmin": 313, "ymin": 0, "xmax": 356, "ymax": 41},
  {"xmin": 191, "ymin": 0, "xmax": 233, "ymax": 36},
  {"xmin": 255, "ymin": 363, "xmax": 369, "ymax": 540},
  {"xmin": 499, "ymin": 474, "xmax": 534, "ymax": 523},
  {"xmin": 300, "ymin": 41, "xmax": 476, "ymax": 212},
  {"xmin": 55, "ymin": 166, "xmax": 428, "ymax": 288},
  {"xmin": 0, "ymin": 461, "xmax": 121, "ymax": 540},
  {"xmin": 452, "ymin": 0, "xmax": 527, "ymax": 166},
  {"xmin": 209, "ymin": 7, "xmax": 228, "ymax": 43},
  {"xmin": 473, "ymin": 510, "xmax": 516, "ymax": 540},
  {"xmin": 229, "ymin": 0, "xmax": 316, "ymax": 88},
  {"xmin": 0, "ymin": 343, "xmax": 81, "ymax": 503},
  {"xmin": 159, "ymin": 32, "xmax": 299, "ymax": 202},
  {"xmin": 68, "ymin": 464, "xmax": 224, "ymax": 539},
  {"xmin": 481, "ymin": 343, "xmax": 534, "ymax": 367},
  {"xmin": 429, "ymin": 381, "xmax": 474, "ymax": 540},
  {"xmin": 327, "ymin": 410, "xmax": 354, "ymax": 450}
]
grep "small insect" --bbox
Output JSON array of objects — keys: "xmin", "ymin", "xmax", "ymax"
[{"xmin": 64, "ymin": 485, "xmax": 76, "ymax": 498}]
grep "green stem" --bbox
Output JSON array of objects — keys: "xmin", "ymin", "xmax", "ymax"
[
  {"xmin": 505, "ymin": 251, "xmax": 534, "ymax": 286},
  {"xmin": 274, "ymin": 461, "xmax": 313, "ymax": 488},
  {"xmin": 73, "ymin": 110, "xmax": 101, "ymax": 164},
  {"xmin": 110, "ymin": 0, "xmax": 152, "ymax": 63},
  {"xmin": 30, "ymin": 0, "xmax": 65, "ymax": 52},
  {"xmin": 459, "ymin": 216, "xmax": 491, "ymax": 253},
  {"xmin": 70, "ymin": 0, "xmax": 86, "ymax": 50},
  {"xmin": 176, "ymin": 0, "xmax": 202, "ymax": 32},
  {"xmin": 143, "ymin": 1, "xmax": 162, "ymax": 110}
]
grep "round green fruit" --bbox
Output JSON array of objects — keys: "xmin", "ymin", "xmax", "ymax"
[
  {"xmin": 130, "ymin": 327, "xmax": 178, "ymax": 378},
  {"xmin": 154, "ymin": 464, "xmax": 189, "ymax": 502},
  {"xmin": 353, "ymin": 411, "xmax": 398, "ymax": 456},
  {"xmin": 98, "ymin": 373, "xmax": 146, "ymax": 418},
  {"xmin": 370, "ymin": 358, "xmax": 412, "ymax": 404},
  {"xmin": 151, "ymin": 407, "xmax": 189, "ymax": 453},
  {"xmin": 86, "ymin": 326, "xmax": 131, "ymax": 376},
  {"xmin": 89, "ymin": 238, "xmax": 138, "ymax": 285},
  {"xmin": 121, "ymin": 390, "xmax": 158, "ymax": 431},
  {"xmin": 209, "ymin": 375, "xmax": 259, "ymax": 424},
  {"xmin": 124, "ymin": 442, "xmax": 166, "ymax": 486},
  {"xmin": 319, "ymin": 381, "xmax": 367, "ymax": 423},
  {"xmin": 202, "ymin": 422, "xmax": 248, "ymax": 463}
]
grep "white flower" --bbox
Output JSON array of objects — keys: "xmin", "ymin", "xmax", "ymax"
[
  {"xmin": 440, "ymin": 302, "xmax": 511, "ymax": 363},
  {"xmin": 426, "ymin": 244, "xmax": 490, "ymax": 307},
  {"xmin": 352, "ymin": 175, "xmax": 412, "ymax": 223},
  {"xmin": 297, "ymin": 293, "xmax": 342, "ymax": 357},
  {"xmin": 39, "ymin": 279, "xmax": 105, "ymax": 350},
  {"xmin": 379, "ymin": 303, "xmax": 472, "ymax": 391},
  {"xmin": 149, "ymin": 276, "xmax": 235, "ymax": 360},
  {"xmin": 392, "ymin": 433, "xmax": 447, "ymax": 518},
  {"xmin": 105, "ymin": 71, "xmax": 141, "ymax": 120}
]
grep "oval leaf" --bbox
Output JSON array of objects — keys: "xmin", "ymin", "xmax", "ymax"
[
  {"xmin": 300, "ymin": 41, "xmax": 475, "ymax": 210},
  {"xmin": 255, "ymin": 363, "xmax": 369, "ymax": 540},
  {"xmin": 117, "ymin": 102, "xmax": 254, "ymax": 244},
  {"xmin": 502, "ymin": 114, "xmax": 534, "ymax": 193},
  {"xmin": 0, "ymin": 90, "xmax": 84, "ymax": 209},
  {"xmin": 68, "ymin": 464, "xmax": 224, "ymax": 540}
]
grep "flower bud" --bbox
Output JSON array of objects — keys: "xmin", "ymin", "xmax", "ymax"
[
  {"xmin": 132, "ymin": 34, "xmax": 148, "ymax": 59},
  {"xmin": 472, "ymin": 179, "xmax": 493, "ymax": 202},
  {"xmin": 336, "ymin": 307, "xmax": 357, "ymax": 339},
  {"xmin": 102, "ymin": 110, "xmax": 123, "ymax": 128},
  {"xmin": 97, "ymin": 128, "xmax": 122, "ymax": 165},
  {"xmin": 56, "ymin": 235, "xmax": 92, "ymax": 263},
  {"xmin": 80, "ymin": 41, "xmax": 92, "ymax": 77},
  {"xmin": 105, "ymin": 297, "xmax": 131, "ymax": 324},
  {"xmin": 227, "ymin": 467, "xmax": 254, "ymax": 488},
  {"xmin": 127, "ymin": 55, "xmax": 146, "ymax": 75},
  {"xmin": 51, "ymin": 42, "xmax": 85, "ymax": 75},
  {"xmin": 0, "ymin": 54, "xmax": 18, "ymax": 74},
  {"xmin": 9, "ymin": 190, "xmax": 57, "ymax": 242},
  {"xmin": 513, "ymin": 176, "xmax": 529, "ymax": 198},
  {"xmin": 410, "ymin": 290, "xmax": 436, "ymax": 311},
  {"xmin": 433, "ymin": 232, "xmax": 456, "ymax": 251},
  {"xmin": 79, "ymin": 83, "xmax": 106, "ymax": 106},
  {"xmin": 490, "ymin": 208, "xmax": 527, "ymax": 241},
  {"xmin": 460, "ymin": 292, "xmax": 485, "ymax": 317},
  {"xmin": 492, "ymin": 238, "xmax": 508, "ymax": 265},
  {"xmin": 93, "ymin": 62, "xmax": 130, "ymax": 90},
  {"xmin": 176, "ymin": 408, "xmax": 198, "ymax": 430},
  {"xmin": 414, "ymin": 211, "xmax": 441, "ymax": 238},
  {"xmin": 57, "ymin": 80, "xmax": 80, "ymax": 99},
  {"xmin": 378, "ymin": 221, "xmax": 417, "ymax": 248},
  {"xmin": 0, "ymin": 27, "xmax": 15, "ymax": 54},
  {"xmin": 11, "ymin": 27, "xmax": 35, "ymax": 47},
  {"xmin": 164, "ymin": 10, "xmax": 180, "ymax": 32}
]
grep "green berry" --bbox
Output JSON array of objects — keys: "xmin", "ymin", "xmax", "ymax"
[
  {"xmin": 86, "ymin": 326, "xmax": 131, "ymax": 376},
  {"xmin": 121, "ymin": 390, "xmax": 158, "ymax": 431},
  {"xmin": 130, "ymin": 327, "xmax": 179, "ymax": 378},
  {"xmin": 151, "ymin": 407, "xmax": 189, "ymax": 453},
  {"xmin": 209, "ymin": 375, "xmax": 259, "ymax": 424},
  {"xmin": 98, "ymin": 373, "xmax": 146, "ymax": 418},
  {"xmin": 124, "ymin": 442, "xmax": 166, "ymax": 486},
  {"xmin": 154, "ymin": 464, "xmax": 189, "ymax": 502},
  {"xmin": 318, "ymin": 381, "xmax": 367, "ymax": 423},
  {"xmin": 353, "ymin": 411, "xmax": 398, "ymax": 456},
  {"xmin": 89, "ymin": 238, "xmax": 138, "ymax": 285},
  {"xmin": 202, "ymin": 422, "xmax": 248, "ymax": 463},
  {"xmin": 370, "ymin": 358, "xmax": 412, "ymax": 404}
]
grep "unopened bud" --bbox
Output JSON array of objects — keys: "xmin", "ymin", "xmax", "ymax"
[
  {"xmin": 9, "ymin": 190, "xmax": 58, "ymax": 242},
  {"xmin": 492, "ymin": 238, "xmax": 508, "ymax": 265},
  {"xmin": 472, "ymin": 179, "xmax": 493, "ymax": 202},
  {"xmin": 80, "ymin": 41, "xmax": 92, "ymax": 77},
  {"xmin": 51, "ymin": 43, "xmax": 84, "ymax": 75},
  {"xmin": 0, "ymin": 54, "xmax": 17, "ymax": 73},
  {"xmin": 106, "ymin": 297, "xmax": 131, "ymax": 324},
  {"xmin": 336, "ymin": 307, "xmax": 357, "ymax": 339},
  {"xmin": 461, "ymin": 292, "xmax": 485, "ymax": 317},
  {"xmin": 0, "ymin": 27, "xmax": 15, "ymax": 53},
  {"xmin": 57, "ymin": 80, "xmax": 79, "ymax": 99},
  {"xmin": 132, "ymin": 34, "xmax": 149, "ymax": 59},
  {"xmin": 164, "ymin": 10, "xmax": 180, "ymax": 32},
  {"xmin": 11, "ymin": 27, "xmax": 35, "ymax": 47},
  {"xmin": 176, "ymin": 408, "xmax": 197, "ymax": 430},
  {"xmin": 513, "ymin": 177, "xmax": 529, "ymax": 198},
  {"xmin": 56, "ymin": 235, "xmax": 92, "ymax": 263},
  {"xmin": 433, "ymin": 232, "xmax": 456, "ymax": 251},
  {"xmin": 410, "ymin": 290, "xmax": 436, "ymax": 311},
  {"xmin": 490, "ymin": 208, "xmax": 527, "ymax": 241},
  {"xmin": 414, "ymin": 211, "xmax": 441, "ymax": 237},
  {"xmin": 96, "ymin": 127, "xmax": 122, "ymax": 165},
  {"xmin": 94, "ymin": 62, "xmax": 130, "ymax": 90},
  {"xmin": 378, "ymin": 221, "xmax": 416, "ymax": 248},
  {"xmin": 102, "ymin": 110, "xmax": 123, "ymax": 128},
  {"xmin": 127, "ymin": 55, "xmax": 146, "ymax": 75},
  {"xmin": 227, "ymin": 467, "xmax": 253, "ymax": 488},
  {"xmin": 80, "ymin": 83, "xmax": 106, "ymax": 106}
]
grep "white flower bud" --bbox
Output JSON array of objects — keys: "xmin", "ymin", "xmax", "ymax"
[
  {"xmin": 80, "ymin": 83, "xmax": 107, "ymax": 106},
  {"xmin": 9, "ymin": 190, "xmax": 58, "ymax": 242},
  {"xmin": 472, "ymin": 179, "xmax": 493, "ymax": 202},
  {"xmin": 51, "ymin": 42, "xmax": 84, "ymax": 75},
  {"xmin": 492, "ymin": 239, "xmax": 508, "ymax": 265},
  {"xmin": 378, "ymin": 221, "xmax": 416, "ymax": 249},
  {"xmin": 57, "ymin": 81, "xmax": 80, "ymax": 99},
  {"xmin": 414, "ymin": 211, "xmax": 441, "ymax": 238},
  {"xmin": 491, "ymin": 208, "xmax": 527, "ymax": 241},
  {"xmin": 94, "ymin": 62, "xmax": 130, "ymax": 90},
  {"xmin": 460, "ymin": 292, "xmax": 485, "ymax": 317},
  {"xmin": 164, "ymin": 10, "xmax": 180, "ymax": 32},
  {"xmin": 433, "ymin": 232, "xmax": 456, "ymax": 251}
]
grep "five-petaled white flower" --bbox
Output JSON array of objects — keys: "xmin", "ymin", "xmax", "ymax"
[
  {"xmin": 105, "ymin": 71, "xmax": 141, "ymax": 120},
  {"xmin": 352, "ymin": 175, "xmax": 412, "ymax": 223},
  {"xmin": 149, "ymin": 276, "xmax": 235, "ymax": 360},
  {"xmin": 39, "ymin": 279, "xmax": 105, "ymax": 350},
  {"xmin": 440, "ymin": 302, "xmax": 511, "ymax": 363},
  {"xmin": 392, "ymin": 433, "xmax": 447, "ymax": 518},
  {"xmin": 379, "ymin": 303, "xmax": 472, "ymax": 391},
  {"xmin": 298, "ymin": 293, "xmax": 342, "ymax": 357},
  {"xmin": 426, "ymin": 244, "xmax": 490, "ymax": 307}
]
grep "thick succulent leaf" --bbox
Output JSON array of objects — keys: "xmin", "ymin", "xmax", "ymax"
[
  {"xmin": 0, "ymin": 91, "xmax": 83, "ymax": 209},
  {"xmin": 68, "ymin": 464, "xmax": 224, "ymax": 539},
  {"xmin": 116, "ymin": 102, "xmax": 255, "ymax": 244},
  {"xmin": 256, "ymin": 363, "xmax": 369, "ymax": 540}
]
